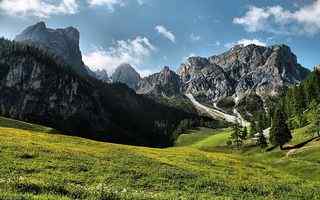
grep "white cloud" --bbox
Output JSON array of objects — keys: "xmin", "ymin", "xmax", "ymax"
[
  {"xmin": 155, "ymin": 25, "xmax": 176, "ymax": 43},
  {"xmin": 233, "ymin": 0, "xmax": 320, "ymax": 35},
  {"xmin": 83, "ymin": 36, "xmax": 155, "ymax": 75},
  {"xmin": 0, "ymin": 0, "xmax": 79, "ymax": 18},
  {"xmin": 225, "ymin": 39, "xmax": 267, "ymax": 49},
  {"xmin": 88, "ymin": 0, "xmax": 124, "ymax": 11},
  {"xmin": 87, "ymin": 0, "xmax": 144, "ymax": 11},
  {"xmin": 190, "ymin": 33, "xmax": 201, "ymax": 41}
]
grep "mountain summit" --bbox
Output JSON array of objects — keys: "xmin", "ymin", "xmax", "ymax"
[
  {"xmin": 111, "ymin": 63, "xmax": 141, "ymax": 89},
  {"xmin": 178, "ymin": 44, "xmax": 309, "ymax": 102},
  {"xmin": 137, "ymin": 66, "xmax": 181, "ymax": 97},
  {"xmin": 15, "ymin": 22, "xmax": 91, "ymax": 76}
]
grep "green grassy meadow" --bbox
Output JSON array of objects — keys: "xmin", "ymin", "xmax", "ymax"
[{"xmin": 0, "ymin": 117, "xmax": 319, "ymax": 199}]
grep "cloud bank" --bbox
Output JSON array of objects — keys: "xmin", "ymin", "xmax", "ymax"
[
  {"xmin": 83, "ymin": 36, "xmax": 155, "ymax": 76},
  {"xmin": 234, "ymin": 0, "xmax": 320, "ymax": 35},
  {"xmin": 0, "ymin": 0, "xmax": 79, "ymax": 18}
]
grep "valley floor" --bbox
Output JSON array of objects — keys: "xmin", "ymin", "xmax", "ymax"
[{"xmin": 0, "ymin": 117, "xmax": 319, "ymax": 199}]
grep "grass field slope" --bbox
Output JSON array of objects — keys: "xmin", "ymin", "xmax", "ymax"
[{"xmin": 0, "ymin": 117, "xmax": 319, "ymax": 200}]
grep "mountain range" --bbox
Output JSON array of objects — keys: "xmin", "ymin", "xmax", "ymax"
[{"xmin": 0, "ymin": 22, "xmax": 312, "ymax": 145}]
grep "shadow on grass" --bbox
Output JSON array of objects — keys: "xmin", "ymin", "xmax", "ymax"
[
  {"xmin": 282, "ymin": 136, "xmax": 320, "ymax": 150},
  {"xmin": 0, "ymin": 116, "xmax": 60, "ymax": 134},
  {"xmin": 266, "ymin": 136, "xmax": 320, "ymax": 152}
]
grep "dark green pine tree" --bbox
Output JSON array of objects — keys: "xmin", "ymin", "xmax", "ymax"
[
  {"xmin": 231, "ymin": 124, "xmax": 242, "ymax": 149},
  {"xmin": 269, "ymin": 109, "xmax": 292, "ymax": 149},
  {"xmin": 240, "ymin": 127, "xmax": 248, "ymax": 140},
  {"xmin": 257, "ymin": 132, "xmax": 268, "ymax": 149},
  {"xmin": 314, "ymin": 107, "xmax": 320, "ymax": 137},
  {"xmin": 293, "ymin": 86, "xmax": 306, "ymax": 116},
  {"xmin": 249, "ymin": 122, "xmax": 257, "ymax": 138}
]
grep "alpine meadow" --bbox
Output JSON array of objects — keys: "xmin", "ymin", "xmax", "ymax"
[{"xmin": 0, "ymin": 0, "xmax": 320, "ymax": 199}]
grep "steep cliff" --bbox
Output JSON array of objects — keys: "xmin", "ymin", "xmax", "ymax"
[{"xmin": 15, "ymin": 22, "xmax": 92, "ymax": 77}]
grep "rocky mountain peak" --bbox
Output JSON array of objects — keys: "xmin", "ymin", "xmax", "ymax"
[
  {"xmin": 136, "ymin": 66, "xmax": 181, "ymax": 97},
  {"xmin": 112, "ymin": 63, "xmax": 141, "ymax": 89},
  {"xmin": 59, "ymin": 26, "xmax": 80, "ymax": 42},
  {"xmin": 32, "ymin": 21, "xmax": 46, "ymax": 30},
  {"xmin": 94, "ymin": 69, "xmax": 110, "ymax": 83},
  {"xmin": 15, "ymin": 22, "xmax": 90, "ymax": 77},
  {"xmin": 162, "ymin": 66, "xmax": 170, "ymax": 72}
]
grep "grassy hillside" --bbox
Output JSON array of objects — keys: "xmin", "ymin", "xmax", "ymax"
[
  {"xmin": 175, "ymin": 128, "xmax": 232, "ymax": 151},
  {"xmin": 0, "ymin": 117, "xmax": 320, "ymax": 199}
]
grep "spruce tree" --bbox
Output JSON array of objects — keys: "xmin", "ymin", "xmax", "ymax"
[
  {"xmin": 231, "ymin": 124, "xmax": 242, "ymax": 149},
  {"xmin": 269, "ymin": 109, "xmax": 292, "ymax": 149},
  {"xmin": 241, "ymin": 127, "xmax": 248, "ymax": 140},
  {"xmin": 315, "ymin": 107, "xmax": 320, "ymax": 137},
  {"xmin": 257, "ymin": 132, "xmax": 268, "ymax": 149},
  {"xmin": 249, "ymin": 122, "xmax": 257, "ymax": 138}
]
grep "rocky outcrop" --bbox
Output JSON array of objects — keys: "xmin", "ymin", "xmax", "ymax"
[
  {"xmin": 15, "ymin": 22, "xmax": 92, "ymax": 76},
  {"xmin": 0, "ymin": 38, "xmax": 197, "ymax": 147},
  {"xmin": 178, "ymin": 57, "xmax": 234, "ymax": 102},
  {"xmin": 178, "ymin": 44, "xmax": 309, "ymax": 104},
  {"xmin": 112, "ymin": 63, "xmax": 141, "ymax": 89},
  {"xmin": 137, "ymin": 66, "xmax": 181, "ymax": 97}
]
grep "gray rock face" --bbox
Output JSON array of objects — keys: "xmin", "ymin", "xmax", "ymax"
[
  {"xmin": 178, "ymin": 44, "xmax": 309, "ymax": 103},
  {"xmin": 15, "ymin": 22, "xmax": 91, "ymax": 76},
  {"xmin": 137, "ymin": 66, "xmax": 181, "ymax": 97},
  {"xmin": 112, "ymin": 63, "xmax": 141, "ymax": 89},
  {"xmin": 94, "ymin": 69, "xmax": 111, "ymax": 83}
]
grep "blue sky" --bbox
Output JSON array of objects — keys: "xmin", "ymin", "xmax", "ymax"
[{"xmin": 0, "ymin": 0, "xmax": 319, "ymax": 76}]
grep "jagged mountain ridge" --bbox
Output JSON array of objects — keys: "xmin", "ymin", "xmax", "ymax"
[
  {"xmin": 0, "ymin": 38, "xmax": 204, "ymax": 147},
  {"xmin": 178, "ymin": 44, "xmax": 309, "ymax": 103},
  {"xmin": 136, "ymin": 44, "xmax": 309, "ymax": 121}
]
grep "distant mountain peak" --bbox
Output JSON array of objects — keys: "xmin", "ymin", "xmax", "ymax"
[
  {"xmin": 112, "ymin": 63, "xmax": 141, "ymax": 89},
  {"xmin": 136, "ymin": 66, "xmax": 181, "ymax": 97},
  {"xmin": 34, "ymin": 21, "xmax": 46, "ymax": 29},
  {"xmin": 162, "ymin": 66, "xmax": 170, "ymax": 71},
  {"xmin": 94, "ymin": 69, "xmax": 110, "ymax": 83}
]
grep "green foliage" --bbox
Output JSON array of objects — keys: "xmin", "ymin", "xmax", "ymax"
[
  {"xmin": 241, "ymin": 127, "xmax": 248, "ymax": 140},
  {"xmin": 230, "ymin": 124, "xmax": 242, "ymax": 148},
  {"xmin": 236, "ymin": 94, "xmax": 265, "ymax": 122},
  {"xmin": 314, "ymin": 107, "xmax": 320, "ymax": 137},
  {"xmin": 249, "ymin": 122, "xmax": 257, "ymax": 138},
  {"xmin": 270, "ymin": 109, "xmax": 292, "ymax": 148},
  {"xmin": 281, "ymin": 71, "xmax": 320, "ymax": 129}
]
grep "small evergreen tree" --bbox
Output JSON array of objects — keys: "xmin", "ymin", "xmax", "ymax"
[
  {"xmin": 269, "ymin": 109, "xmax": 292, "ymax": 149},
  {"xmin": 315, "ymin": 107, "xmax": 320, "ymax": 137},
  {"xmin": 231, "ymin": 124, "xmax": 242, "ymax": 149},
  {"xmin": 249, "ymin": 122, "xmax": 257, "ymax": 138},
  {"xmin": 240, "ymin": 127, "xmax": 248, "ymax": 140},
  {"xmin": 257, "ymin": 132, "xmax": 268, "ymax": 149}
]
